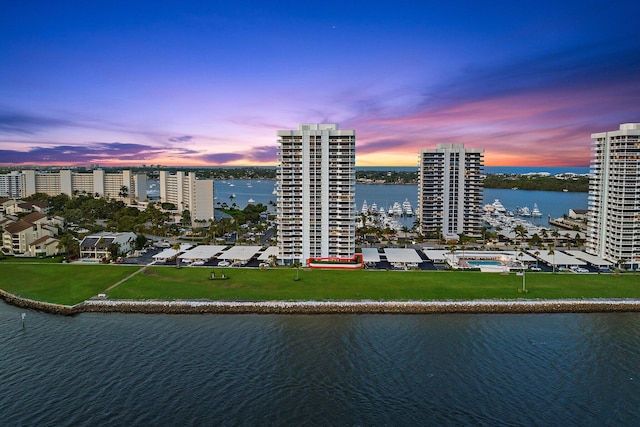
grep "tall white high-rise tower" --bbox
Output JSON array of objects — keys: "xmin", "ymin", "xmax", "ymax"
[
  {"xmin": 587, "ymin": 123, "xmax": 640, "ymax": 269},
  {"xmin": 418, "ymin": 143, "xmax": 484, "ymax": 240},
  {"xmin": 276, "ymin": 124, "xmax": 356, "ymax": 264}
]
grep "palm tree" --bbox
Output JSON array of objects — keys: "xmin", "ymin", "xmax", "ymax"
[
  {"xmin": 56, "ymin": 233, "xmax": 79, "ymax": 259},
  {"xmin": 118, "ymin": 185, "xmax": 129, "ymax": 199},
  {"xmin": 548, "ymin": 247, "xmax": 555, "ymax": 273},
  {"xmin": 513, "ymin": 224, "xmax": 528, "ymax": 246},
  {"xmin": 541, "ymin": 229, "xmax": 549, "ymax": 241},
  {"xmin": 293, "ymin": 260, "xmax": 302, "ymax": 281},
  {"xmin": 172, "ymin": 242, "xmax": 181, "ymax": 268},
  {"xmin": 534, "ymin": 250, "xmax": 540, "ymax": 268},
  {"xmin": 448, "ymin": 245, "xmax": 457, "ymax": 267}
]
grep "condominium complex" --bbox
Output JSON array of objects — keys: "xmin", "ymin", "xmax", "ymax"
[
  {"xmin": 418, "ymin": 143, "xmax": 484, "ymax": 240},
  {"xmin": 0, "ymin": 171, "xmax": 21, "ymax": 198},
  {"xmin": 276, "ymin": 124, "xmax": 356, "ymax": 264},
  {"xmin": 1, "ymin": 169, "xmax": 147, "ymax": 202},
  {"xmin": 586, "ymin": 123, "xmax": 640, "ymax": 269},
  {"xmin": 159, "ymin": 171, "xmax": 214, "ymax": 225}
]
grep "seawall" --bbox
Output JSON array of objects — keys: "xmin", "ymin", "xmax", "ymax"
[{"xmin": 2, "ymin": 289, "xmax": 640, "ymax": 315}]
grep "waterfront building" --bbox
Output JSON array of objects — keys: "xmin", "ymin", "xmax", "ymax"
[
  {"xmin": 276, "ymin": 124, "xmax": 356, "ymax": 264},
  {"xmin": 1, "ymin": 211, "xmax": 60, "ymax": 256},
  {"xmin": 158, "ymin": 171, "xmax": 214, "ymax": 226},
  {"xmin": 18, "ymin": 169, "xmax": 146, "ymax": 202},
  {"xmin": 417, "ymin": 143, "xmax": 484, "ymax": 240},
  {"xmin": 0, "ymin": 171, "xmax": 22, "ymax": 198},
  {"xmin": 587, "ymin": 123, "xmax": 640, "ymax": 269},
  {"xmin": 79, "ymin": 231, "xmax": 137, "ymax": 260}
]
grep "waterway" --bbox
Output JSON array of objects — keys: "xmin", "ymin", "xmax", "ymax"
[
  {"xmin": 204, "ymin": 179, "xmax": 588, "ymax": 225},
  {"xmin": 1, "ymin": 302, "xmax": 638, "ymax": 425}
]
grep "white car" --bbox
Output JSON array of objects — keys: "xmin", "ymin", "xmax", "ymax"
[
  {"xmin": 218, "ymin": 261, "xmax": 230, "ymax": 267},
  {"xmin": 529, "ymin": 266, "xmax": 542, "ymax": 271}
]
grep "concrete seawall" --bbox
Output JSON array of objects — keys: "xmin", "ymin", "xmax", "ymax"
[{"xmin": 2, "ymin": 289, "xmax": 640, "ymax": 315}]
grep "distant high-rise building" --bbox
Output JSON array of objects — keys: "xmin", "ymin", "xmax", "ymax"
[
  {"xmin": 276, "ymin": 124, "xmax": 356, "ymax": 264},
  {"xmin": 0, "ymin": 171, "xmax": 22, "ymax": 198},
  {"xmin": 417, "ymin": 143, "xmax": 484, "ymax": 240},
  {"xmin": 158, "ymin": 171, "xmax": 214, "ymax": 226},
  {"xmin": 587, "ymin": 123, "xmax": 640, "ymax": 269},
  {"xmin": 17, "ymin": 169, "xmax": 146, "ymax": 202}
]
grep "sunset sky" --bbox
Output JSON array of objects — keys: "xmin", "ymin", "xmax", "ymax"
[{"xmin": 1, "ymin": 1, "xmax": 639, "ymax": 167}]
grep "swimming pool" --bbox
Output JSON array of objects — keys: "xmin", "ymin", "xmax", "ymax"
[{"xmin": 467, "ymin": 260, "xmax": 503, "ymax": 267}]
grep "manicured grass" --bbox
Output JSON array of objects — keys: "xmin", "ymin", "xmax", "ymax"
[
  {"xmin": 1, "ymin": 264, "xmax": 138, "ymax": 305},
  {"xmin": 108, "ymin": 267, "xmax": 640, "ymax": 301},
  {"xmin": 1, "ymin": 263, "xmax": 639, "ymax": 305}
]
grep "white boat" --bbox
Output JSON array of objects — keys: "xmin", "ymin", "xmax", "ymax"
[
  {"xmin": 402, "ymin": 199, "xmax": 413, "ymax": 216},
  {"xmin": 491, "ymin": 199, "xmax": 507, "ymax": 214},
  {"xmin": 370, "ymin": 202, "xmax": 378, "ymax": 213},
  {"xmin": 531, "ymin": 203, "xmax": 542, "ymax": 217},
  {"xmin": 248, "ymin": 198, "xmax": 255, "ymax": 204},
  {"xmin": 516, "ymin": 206, "xmax": 531, "ymax": 216},
  {"xmin": 392, "ymin": 202, "xmax": 402, "ymax": 216},
  {"xmin": 361, "ymin": 200, "xmax": 369, "ymax": 214}
]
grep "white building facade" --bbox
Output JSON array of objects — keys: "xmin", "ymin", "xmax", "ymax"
[
  {"xmin": 0, "ymin": 171, "xmax": 22, "ymax": 198},
  {"xmin": 17, "ymin": 169, "xmax": 146, "ymax": 202},
  {"xmin": 418, "ymin": 143, "xmax": 484, "ymax": 240},
  {"xmin": 587, "ymin": 123, "xmax": 640, "ymax": 269},
  {"xmin": 276, "ymin": 124, "xmax": 356, "ymax": 264},
  {"xmin": 158, "ymin": 171, "xmax": 214, "ymax": 226}
]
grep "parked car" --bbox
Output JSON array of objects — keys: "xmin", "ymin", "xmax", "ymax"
[
  {"xmin": 529, "ymin": 266, "xmax": 542, "ymax": 271},
  {"xmin": 218, "ymin": 261, "xmax": 230, "ymax": 267}
]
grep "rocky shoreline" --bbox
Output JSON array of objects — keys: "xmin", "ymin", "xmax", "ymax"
[{"xmin": 2, "ymin": 289, "xmax": 640, "ymax": 316}]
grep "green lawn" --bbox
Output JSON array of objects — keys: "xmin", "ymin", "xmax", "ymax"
[
  {"xmin": 1, "ymin": 263, "xmax": 639, "ymax": 306},
  {"xmin": 0, "ymin": 264, "xmax": 138, "ymax": 305},
  {"xmin": 111, "ymin": 267, "xmax": 640, "ymax": 301}
]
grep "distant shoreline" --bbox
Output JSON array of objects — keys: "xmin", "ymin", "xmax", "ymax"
[{"xmin": 2, "ymin": 290, "xmax": 639, "ymax": 316}]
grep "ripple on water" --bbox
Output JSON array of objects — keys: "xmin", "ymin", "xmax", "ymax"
[{"xmin": 1, "ymin": 305, "xmax": 640, "ymax": 425}]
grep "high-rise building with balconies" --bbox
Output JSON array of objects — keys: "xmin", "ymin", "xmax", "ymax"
[
  {"xmin": 18, "ymin": 169, "xmax": 146, "ymax": 202},
  {"xmin": 586, "ymin": 123, "xmax": 640, "ymax": 269},
  {"xmin": 276, "ymin": 124, "xmax": 356, "ymax": 264},
  {"xmin": 418, "ymin": 143, "xmax": 484, "ymax": 241},
  {"xmin": 158, "ymin": 170, "xmax": 214, "ymax": 226}
]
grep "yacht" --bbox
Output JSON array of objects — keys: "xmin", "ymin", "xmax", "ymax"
[
  {"xmin": 370, "ymin": 202, "xmax": 378, "ymax": 213},
  {"xmin": 402, "ymin": 199, "xmax": 413, "ymax": 216},
  {"xmin": 531, "ymin": 203, "xmax": 542, "ymax": 217},
  {"xmin": 392, "ymin": 202, "xmax": 403, "ymax": 216},
  {"xmin": 491, "ymin": 199, "xmax": 507, "ymax": 214},
  {"xmin": 361, "ymin": 200, "xmax": 369, "ymax": 214},
  {"xmin": 248, "ymin": 198, "xmax": 255, "ymax": 204},
  {"xmin": 516, "ymin": 206, "xmax": 531, "ymax": 216}
]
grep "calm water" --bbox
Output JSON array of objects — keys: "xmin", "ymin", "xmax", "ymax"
[
  {"xmin": 2, "ymin": 302, "xmax": 639, "ymax": 425},
  {"xmin": 208, "ymin": 179, "xmax": 588, "ymax": 223}
]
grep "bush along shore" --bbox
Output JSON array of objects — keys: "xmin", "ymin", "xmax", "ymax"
[{"xmin": 2, "ymin": 290, "xmax": 640, "ymax": 316}]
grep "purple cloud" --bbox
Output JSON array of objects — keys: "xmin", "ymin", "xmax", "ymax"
[
  {"xmin": 0, "ymin": 112, "xmax": 73, "ymax": 135},
  {"xmin": 168, "ymin": 135, "xmax": 193, "ymax": 142},
  {"xmin": 0, "ymin": 142, "xmax": 199, "ymax": 165}
]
